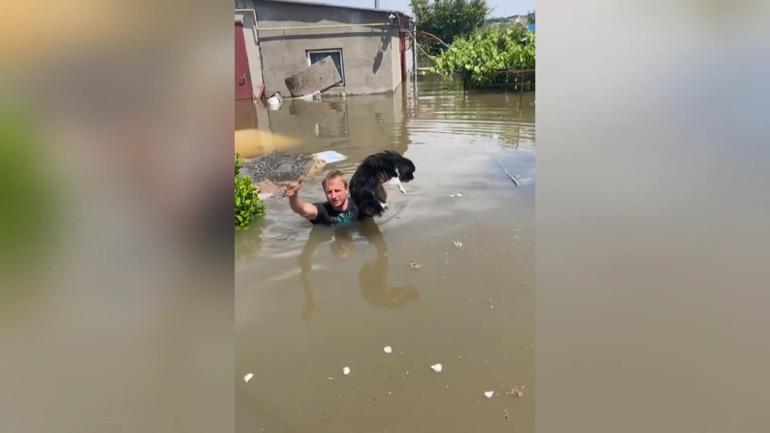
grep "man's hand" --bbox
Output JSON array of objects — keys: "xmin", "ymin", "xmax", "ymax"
[
  {"xmin": 284, "ymin": 175, "xmax": 318, "ymax": 221},
  {"xmin": 283, "ymin": 176, "xmax": 304, "ymax": 198}
]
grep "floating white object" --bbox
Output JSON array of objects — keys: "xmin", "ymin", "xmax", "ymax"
[
  {"xmin": 243, "ymin": 373, "xmax": 254, "ymax": 383},
  {"xmin": 430, "ymin": 363, "xmax": 443, "ymax": 373},
  {"xmin": 266, "ymin": 92, "xmax": 283, "ymax": 110},
  {"xmin": 343, "ymin": 366, "xmax": 351, "ymax": 375},
  {"xmin": 456, "ymin": 193, "xmax": 463, "ymax": 197},
  {"xmin": 453, "ymin": 241, "xmax": 463, "ymax": 248},
  {"xmin": 384, "ymin": 346, "xmax": 393, "ymax": 354},
  {"xmin": 297, "ymin": 90, "xmax": 322, "ymax": 101},
  {"xmin": 484, "ymin": 390, "xmax": 495, "ymax": 398},
  {"xmin": 314, "ymin": 150, "xmax": 347, "ymax": 164}
]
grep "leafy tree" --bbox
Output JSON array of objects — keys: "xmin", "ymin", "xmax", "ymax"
[
  {"xmin": 411, "ymin": 0, "xmax": 490, "ymax": 54},
  {"xmin": 432, "ymin": 24, "xmax": 535, "ymax": 87}
]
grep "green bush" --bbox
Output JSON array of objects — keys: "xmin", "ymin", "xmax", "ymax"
[
  {"xmin": 432, "ymin": 24, "xmax": 535, "ymax": 87},
  {"xmin": 0, "ymin": 102, "xmax": 53, "ymax": 271},
  {"xmin": 234, "ymin": 153, "xmax": 265, "ymax": 230}
]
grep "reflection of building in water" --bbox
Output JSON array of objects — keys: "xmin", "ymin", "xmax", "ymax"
[{"xmin": 262, "ymin": 90, "xmax": 411, "ymax": 164}]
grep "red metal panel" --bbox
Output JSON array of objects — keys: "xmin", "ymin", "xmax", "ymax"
[{"xmin": 235, "ymin": 22, "xmax": 254, "ymax": 100}]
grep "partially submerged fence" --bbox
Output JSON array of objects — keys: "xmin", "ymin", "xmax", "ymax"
[{"xmin": 461, "ymin": 69, "xmax": 535, "ymax": 91}]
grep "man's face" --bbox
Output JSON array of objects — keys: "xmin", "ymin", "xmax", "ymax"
[{"xmin": 324, "ymin": 177, "xmax": 348, "ymax": 211}]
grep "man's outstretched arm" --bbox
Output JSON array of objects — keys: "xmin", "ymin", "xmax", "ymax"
[{"xmin": 283, "ymin": 176, "xmax": 318, "ymax": 220}]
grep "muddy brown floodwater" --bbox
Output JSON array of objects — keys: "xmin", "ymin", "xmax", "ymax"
[{"xmin": 235, "ymin": 76, "xmax": 535, "ymax": 433}]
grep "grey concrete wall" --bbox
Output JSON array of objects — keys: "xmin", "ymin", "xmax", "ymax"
[
  {"xmin": 389, "ymin": 34, "xmax": 399, "ymax": 89},
  {"xmin": 235, "ymin": 0, "xmax": 406, "ymax": 96}
]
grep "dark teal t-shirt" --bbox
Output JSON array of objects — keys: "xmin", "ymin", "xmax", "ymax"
[{"xmin": 311, "ymin": 200, "xmax": 360, "ymax": 226}]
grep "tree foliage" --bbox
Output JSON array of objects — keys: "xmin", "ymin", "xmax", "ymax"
[
  {"xmin": 527, "ymin": 10, "xmax": 536, "ymax": 24},
  {"xmin": 234, "ymin": 153, "xmax": 265, "ymax": 230},
  {"xmin": 432, "ymin": 24, "xmax": 535, "ymax": 86},
  {"xmin": 411, "ymin": 0, "xmax": 490, "ymax": 54}
]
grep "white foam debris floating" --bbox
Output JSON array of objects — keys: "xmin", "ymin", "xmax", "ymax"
[
  {"xmin": 484, "ymin": 390, "xmax": 495, "ymax": 399},
  {"xmin": 430, "ymin": 363, "xmax": 443, "ymax": 373},
  {"xmin": 453, "ymin": 241, "xmax": 463, "ymax": 248},
  {"xmin": 409, "ymin": 262, "xmax": 422, "ymax": 269},
  {"xmin": 383, "ymin": 346, "xmax": 393, "ymax": 354},
  {"xmin": 343, "ymin": 366, "xmax": 351, "ymax": 375},
  {"xmin": 314, "ymin": 150, "xmax": 347, "ymax": 164},
  {"xmin": 243, "ymin": 373, "xmax": 254, "ymax": 383}
]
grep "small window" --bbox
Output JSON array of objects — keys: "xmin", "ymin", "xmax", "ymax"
[{"xmin": 306, "ymin": 49, "xmax": 345, "ymax": 86}]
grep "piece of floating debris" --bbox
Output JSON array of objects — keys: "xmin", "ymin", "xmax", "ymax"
[
  {"xmin": 453, "ymin": 241, "xmax": 463, "ymax": 248},
  {"xmin": 430, "ymin": 363, "xmax": 443, "ymax": 373},
  {"xmin": 343, "ymin": 366, "xmax": 351, "ymax": 375},
  {"xmin": 409, "ymin": 262, "xmax": 422, "ymax": 269},
  {"xmin": 506, "ymin": 385, "xmax": 525, "ymax": 397},
  {"xmin": 314, "ymin": 150, "xmax": 347, "ymax": 164},
  {"xmin": 384, "ymin": 346, "xmax": 393, "ymax": 354},
  {"xmin": 266, "ymin": 92, "xmax": 283, "ymax": 109},
  {"xmin": 484, "ymin": 390, "xmax": 495, "ymax": 398},
  {"xmin": 494, "ymin": 158, "xmax": 520, "ymax": 186},
  {"xmin": 243, "ymin": 373, "xmax": 254, "ymax": 383}
]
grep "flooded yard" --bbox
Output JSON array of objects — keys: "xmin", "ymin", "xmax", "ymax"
[{"xmin": 236, "ymin": 76, "xmax": 535, "ymax": 433}]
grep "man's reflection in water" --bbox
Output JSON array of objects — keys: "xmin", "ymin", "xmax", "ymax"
[
  {"xmin": 297, "ymin": 219, "xmax": 419, "ymax": 320},
  {"xmin": 357, "ymin": 219, "xmax": 419, "ymax": 307}
]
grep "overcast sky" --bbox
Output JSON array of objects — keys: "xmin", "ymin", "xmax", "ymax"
[{"xmin": 308, "ymin": 0, "xmax": 536, "ymax": 18}]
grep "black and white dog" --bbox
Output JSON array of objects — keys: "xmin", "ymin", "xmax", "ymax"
[{"xmin": 350, "ymin": 150, "xmax": 416, "ymax": 218}]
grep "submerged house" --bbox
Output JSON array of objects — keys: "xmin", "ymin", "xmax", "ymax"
[{"xmin": 234, "ymin": 0, "xmax": 416, "ymax": 100}]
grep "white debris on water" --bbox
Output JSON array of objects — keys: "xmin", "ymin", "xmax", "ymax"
[
  {"xmin": 243, "ymin": 373, "xmax": 254, "ymax": 383},
  {"xmin": 430, "ymin": 363, "xmax": 443, "ymax": 373},
  {"xmin": 484, "ymin": 390, "xmax": 495, "ymax": 398},
  {"xmin": 343, "ymin": 366, "xmax": 351, "ymax": 375},
  {"xmin": 383, "ymin": 346, "xmax": 393, "ymax": 354},
  {"xmin": 409, "ymin": 262, "xmax": 422, "ymax": 269},
  {"xmin": 453, "ymin": 241, "xmax": 463, "ymax": 248}
]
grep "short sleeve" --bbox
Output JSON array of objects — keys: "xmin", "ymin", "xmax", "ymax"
[{"xmin": 310, "ymin": 202, "xmax": 330, "ymax": 225}]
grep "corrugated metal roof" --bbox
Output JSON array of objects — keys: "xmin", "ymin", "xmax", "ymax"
[{"xmin": 251, "ymin": 0, "xmax": 413, "ymax": 18}]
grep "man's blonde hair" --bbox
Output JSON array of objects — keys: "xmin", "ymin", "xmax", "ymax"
[{"xmin": 321, "ymin": 170, "xmax": 348, "ymax": 189}]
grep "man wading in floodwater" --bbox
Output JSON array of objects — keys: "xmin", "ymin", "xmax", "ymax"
[{"xmin": 283, "ymin": 171, "xmax": 361, "ymax": 226}]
